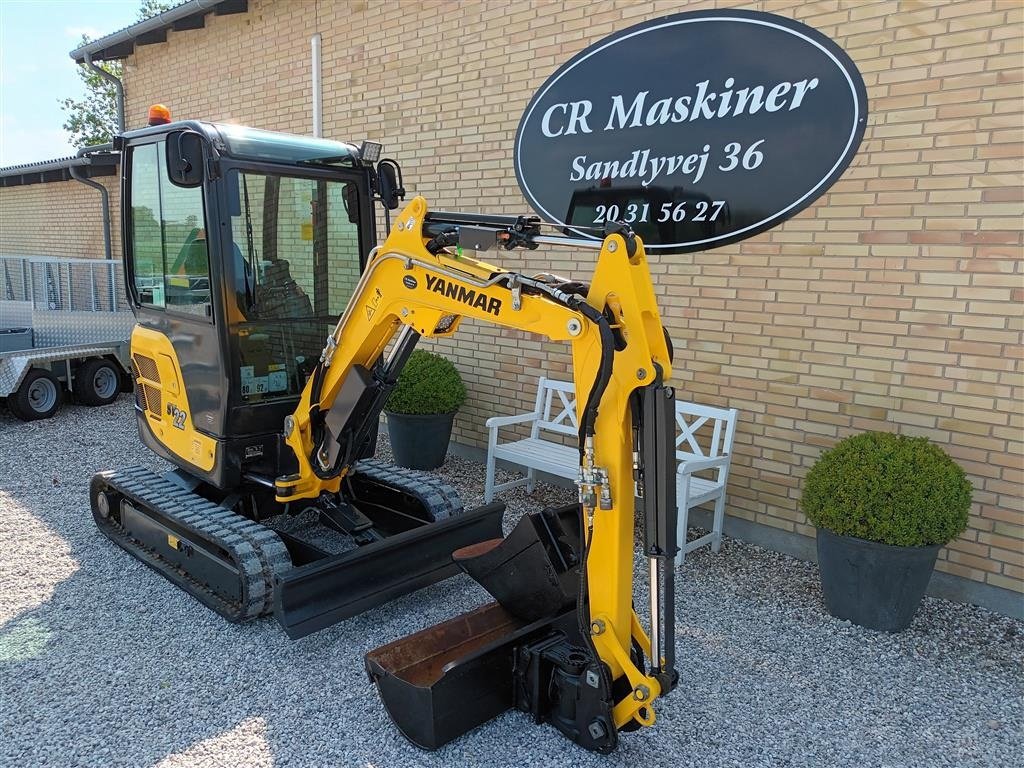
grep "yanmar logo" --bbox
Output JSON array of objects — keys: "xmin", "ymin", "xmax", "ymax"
[{"xmin": 425, "ymin": 275, "xmax": 502, "ymax": 316}]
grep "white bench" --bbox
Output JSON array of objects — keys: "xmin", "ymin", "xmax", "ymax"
[
  {"xmin": 484, "ymin": 377, "xmax": 579, "ymax": 500},
  {"xmin": 673, "ymin": 401, "xmax": 738, "ymax": 567},
  {"xmin": 484, "ymin": 378, "xmax": 738, "ymax": 568}
]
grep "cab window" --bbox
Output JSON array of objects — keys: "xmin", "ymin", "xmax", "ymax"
[
  {"xmin": 129, "ymin": 141, "xmax": 212, "ymax": 316},
  {"xmin": 227, "ymin": 170, "xmax": 363, "ymax": 401},
  {"xmin": 228, "ymin": 171, "xmax": 361, "ymax": 319}
]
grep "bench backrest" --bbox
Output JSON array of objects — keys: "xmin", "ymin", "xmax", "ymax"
[
  {"xmin": 526, "ymin": 378, "xmax": 737, "ymax": 463},
  {"xmin": 531, "ymin": 377, "xmax": 578, "ymax": 437},
  {"xmin": 675, "ymin": 401, "xmax": 738, "ymax": 462}
]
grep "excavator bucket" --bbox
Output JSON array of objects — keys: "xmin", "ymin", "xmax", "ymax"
[
  {"xmin": 451, "ymin": 507, "xmax": 579, "ymax": 622},
  {"xmin": 275, "ymin": 502, "xmax": 506, "ymax": 639},
  {"xmin": 365, "ymin": 505, "xmax": 583, "ymax": 749},
  {"xmin": 365, "ymin": 602, "xmax": 580, "ymax": 749}
]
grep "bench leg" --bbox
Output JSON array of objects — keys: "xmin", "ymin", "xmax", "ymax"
[
  {"xmin": 711, "ymin": 493, "xmax": 726, "ymax": 554},
  {"xmin": 484, "ymin": 450, "xmax": 497, "ymax": 503},
  {"xmin": 526, "ymin": 467, "xmax": 535, "ymax": 494},
  {"xmin": 675, "ymin": 475, "xmax": 691, "ymax": 568},
  {"xmin": 675, "ymin": 502, "xmax": 690, "ymax": 568}
]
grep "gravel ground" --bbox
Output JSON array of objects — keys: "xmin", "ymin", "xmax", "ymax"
[{"xmin": 1, "ymin": 397, "xmax": 1021, "ymax": 768}]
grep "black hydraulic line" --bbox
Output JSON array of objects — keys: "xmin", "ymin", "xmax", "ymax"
[
  {"xmin": 308, "ymin": 360, "xmax": 326, "ymax": 415},
  {"xmin": 425, "ymin": 229, "xmax": 458, "ymax": 255},
  {"xmin": 424, "ymin": 210, "xmax": 531, "ymax": 228},
  {"xmin": 568, "ymin": 300, "xmax": 615, "ymax": 449},
  {"xmin": 306, "ymin": 356, "xmax": 329, "ymax": 447}
]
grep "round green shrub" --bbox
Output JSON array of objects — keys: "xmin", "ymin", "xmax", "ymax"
[
  {"xmin": 800, "ymin": 431, "xmax": 971, "ymax": 547},
  {"xmin": 384, "ymin": 349, "xmax": 466, "ymax": 415}
]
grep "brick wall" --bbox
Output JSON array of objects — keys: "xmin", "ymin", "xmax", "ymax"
[
  {"xmin": 121, "ymin": 0, "xmax": 1023, "ymax": 598},
  {"xmin": 0, "ymin": 177, "xmax": 121, "ymax": 260}
]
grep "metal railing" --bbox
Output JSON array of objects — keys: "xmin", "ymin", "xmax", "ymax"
[{"xmin": 0, "ymin": 255, "xmax": 128, "ymax": 313}]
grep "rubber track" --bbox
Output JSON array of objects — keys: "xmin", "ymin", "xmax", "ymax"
[
  {"xmin": 353, "ymin": 459, "xmax": 464, "ymax": 521},
  {"xmin": 92, "ymin": 466, "xmax": 291, "ymax": 622}
]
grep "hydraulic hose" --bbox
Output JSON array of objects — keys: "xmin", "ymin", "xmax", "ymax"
[
  {"xmin": 568, "ymin": 300, "xmax": 616, "ymax": 454},
  {"xmin": 425, "ymin": 229, "xmax": 458, "ymax": 255}
]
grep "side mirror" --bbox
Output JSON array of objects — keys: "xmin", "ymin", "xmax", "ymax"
[
  {"xmin": 377, "ymin": 160, "xmax": 404, "ymax": 211},
  {"xmin": 166, "ymin": 131, "xmax": 204, "ymax": 187}
]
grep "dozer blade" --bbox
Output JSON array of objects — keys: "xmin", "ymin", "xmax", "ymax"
[{"xmin": 275, "ymin": 502, "xmax": 505, "ymax": 639}]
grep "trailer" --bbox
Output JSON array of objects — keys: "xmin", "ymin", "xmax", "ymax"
[{"xmin": 1, "ymin": 255, "xmax": 134, "ymax": 421}]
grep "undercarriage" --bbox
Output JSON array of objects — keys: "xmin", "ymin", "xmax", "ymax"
[{"xmin": 91, "ymin": 461, "xmax": 504, "ymax": 637}]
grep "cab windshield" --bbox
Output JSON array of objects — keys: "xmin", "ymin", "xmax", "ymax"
[{"xmin": 226, "ymin": 169, "xmax": 363, "ymax": 400}]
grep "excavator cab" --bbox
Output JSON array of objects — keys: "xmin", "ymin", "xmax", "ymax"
[
  {"xmin": 117, "ymin": 121, "xmax": 378, "ymax": 486},
  {"xmin": 93, "ymin": 119, "xmax": 505, "ymax": 635}
]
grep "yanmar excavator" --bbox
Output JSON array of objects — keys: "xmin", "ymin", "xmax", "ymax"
[{"xmin": 90, "ymin": 115, "xmax": 679, "ymax": 752}]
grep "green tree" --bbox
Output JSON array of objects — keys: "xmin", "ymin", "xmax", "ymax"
[{"xmin": 60, "ymin": 0, "xmax": 177, "ymax": 148}]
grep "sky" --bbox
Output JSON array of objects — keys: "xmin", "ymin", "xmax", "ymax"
[{"xmin": 0, "ymin": 0, "xmax": 145, "ymax": 166}]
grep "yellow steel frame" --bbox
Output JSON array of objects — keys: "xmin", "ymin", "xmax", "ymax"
[{"xmin": 280, "ymin": 195, "xmax": 673, "ymax": 730}]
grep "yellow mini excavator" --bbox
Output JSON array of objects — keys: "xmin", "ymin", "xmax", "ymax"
[{"xmin": 90, "ymin": 117, "xmax": 679, "ymax": 752}]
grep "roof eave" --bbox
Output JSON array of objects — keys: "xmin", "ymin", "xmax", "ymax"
[
  {"xmin": 69, "ymin": 0, "xmax": 248, "ymax": 64},
  {"xmin": 0, "ymin": 153, "xmax": 120, "ymax": 188}
]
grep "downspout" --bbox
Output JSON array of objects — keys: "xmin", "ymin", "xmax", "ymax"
[
  {"xmin": 69, "ymin": 144, "xmax": 116, "ymax": 307},
  {"xmin": 311, "ymin": 33, "xmax": 323, "ymax": 137},
  {"xmin": 74, "ymin": 48, "xmax": 122, "ymax": 303},
  {"xmin": 83, "ymin": 53, "xmax": 125, "ymax": 133}
]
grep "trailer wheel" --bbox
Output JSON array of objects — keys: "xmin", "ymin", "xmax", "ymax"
[
  {"xmin": 9, "ymin": 368, "xmax": 63, "ymax": 421},
  {"xmin": 77, "ymin": 358, "xmax": 122, "ymax": 407}
]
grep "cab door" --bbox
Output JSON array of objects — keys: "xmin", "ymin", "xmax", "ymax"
[
  {"xmin": 122, "ymin": 137, "xmax": 227, "ymax": 466},
  {"xmin": 217, "ymin": 165, "xmax": 370, "ymax": 440}
]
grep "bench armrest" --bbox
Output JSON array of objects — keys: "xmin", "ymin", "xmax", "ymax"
[
  {"xmin": 677, "ymin": 455, "xmax": 730, "ymax": 476},
  {"xmin": 486, "ymin": 411, "xmax": 542, "ymax": 429}
]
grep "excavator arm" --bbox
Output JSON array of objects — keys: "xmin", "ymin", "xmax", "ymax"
[{"xmin": 280, "ymin": 195, "xmax": 679, "ymax": 751}]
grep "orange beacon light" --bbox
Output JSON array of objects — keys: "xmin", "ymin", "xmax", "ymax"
[{"xmin": 148, "ymin": 104, "xmax": 172, "ymax": 126}]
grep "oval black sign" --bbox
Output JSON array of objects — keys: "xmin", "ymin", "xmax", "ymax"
[{"xmin": 514, "ymin": 10, "xmax": 868, "ymax": 253}]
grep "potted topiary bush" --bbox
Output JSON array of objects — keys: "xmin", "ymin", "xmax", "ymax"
[
  {"xmin": 801, "ymin": 431, "xmax": 972, "ymax": 632},
  {"xmin": 384, "ymin": 349, "xmax": 466, "ymax": 470}
]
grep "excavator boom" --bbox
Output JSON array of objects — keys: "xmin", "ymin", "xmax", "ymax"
[{"xmin": 277, "ymin": 195, "xmax": 680, "ymax": 751}]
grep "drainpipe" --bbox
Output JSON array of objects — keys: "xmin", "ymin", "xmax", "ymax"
[
  {"xmin": 69, "ymin": 144, "xmax": 116, "ymax": 307},
  {"xmin": 311, "ymin": 33, "xmax": 322, "ymax": 137},
  {"xmin": 83, "ymin": 53, "xmax": 125, "ymax": 133},
  {"xmin": 74, "ymin": 51, "xmax": 122, "ymax": 265}
]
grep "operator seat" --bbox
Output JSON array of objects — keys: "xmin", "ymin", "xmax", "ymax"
[{"xmin": 255, "ymin": 259, "xmax": 313, "ymax": 319}]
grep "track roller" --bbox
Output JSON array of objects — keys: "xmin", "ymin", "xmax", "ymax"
[{"xmin": 90, "ymin": 466, "xmax": 291, "ymax": 622}]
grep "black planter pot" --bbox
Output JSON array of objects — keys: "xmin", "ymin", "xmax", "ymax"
[
  {"xmin": 385, "ymin": 411, "xmax": 456, "ymax": 470},
  {"xmin": 816, "ymin": 527, "xmax": 940, "ymax": 632}
]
